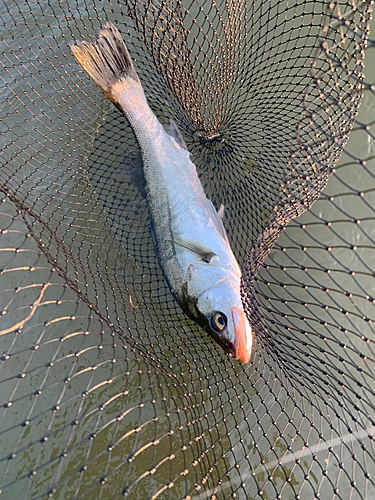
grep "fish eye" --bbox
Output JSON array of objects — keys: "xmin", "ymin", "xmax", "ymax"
[{"xmin": 210, "ymin": 312, "xmax": 227, "ymax": 333}]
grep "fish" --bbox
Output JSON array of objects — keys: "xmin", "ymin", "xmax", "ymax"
[{"xmin": 69, "ymin": 23, "xmax": 253, "ymax": 363}]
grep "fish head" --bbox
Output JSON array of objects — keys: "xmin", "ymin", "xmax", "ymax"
[{"xmin": 196, "ymin": 277, "xmax": 253, "ymax": 364}]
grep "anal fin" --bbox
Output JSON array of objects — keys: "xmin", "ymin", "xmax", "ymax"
[
  {"xmin": 164, "ymin": 118, "xmax": 188, "ymax": 151},
  {"xmin": 218, "ymin": 204, "xmax": 225, "ymax": 219}
]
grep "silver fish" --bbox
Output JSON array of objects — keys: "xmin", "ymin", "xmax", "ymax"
[{"xmin": 69, "ymin": 23, "xmax": 253, "ymax": 363}]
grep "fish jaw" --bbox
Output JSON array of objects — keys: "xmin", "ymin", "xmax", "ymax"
[{"xmin": 231, "ymin": 307, "xmax": 253, "ymax": 364}]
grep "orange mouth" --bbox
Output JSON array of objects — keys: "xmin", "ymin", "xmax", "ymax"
[{"xmin": 231, "ymin": 307, "xmax": 253, "ymax": 364}]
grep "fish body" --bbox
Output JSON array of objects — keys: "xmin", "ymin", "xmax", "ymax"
[{"xmin": 70, "ymin": 24, "xmax": 252, "ymax": 363}]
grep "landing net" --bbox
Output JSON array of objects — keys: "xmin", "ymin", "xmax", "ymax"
[{"xmin": 0, "ymin": 1, "xmax": 374, "ymax": 498}]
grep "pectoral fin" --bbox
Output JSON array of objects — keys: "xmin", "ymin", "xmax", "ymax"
[{"xmin": 169, "ymin": 238, "xmax": 216, "ymax": 263}]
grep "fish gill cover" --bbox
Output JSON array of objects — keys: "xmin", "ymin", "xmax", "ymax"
[{"xmin": 0, "ymin": 0, "xmax": 374, "ymax": 499}]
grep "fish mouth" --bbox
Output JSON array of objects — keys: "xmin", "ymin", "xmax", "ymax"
[
  {"xmin": 206, "ymin": 307, "xmax": 252, "ymax": 364},
  {"xmin": 231, "ymin": 307, "xmax": 252, "ymax": 364},
  {"xmin": 207, "ymin": 330, "xmax": 236, "ymax": 356}
]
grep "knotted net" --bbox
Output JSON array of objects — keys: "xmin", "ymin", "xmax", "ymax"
[{"xmin": 0, "ymin": 0, "xmax": 374, "ymax": 498}]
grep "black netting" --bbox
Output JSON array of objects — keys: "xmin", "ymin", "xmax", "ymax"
[{"xmin": 0, "ymin": 0, "xmax": 374, "ymax": 498}]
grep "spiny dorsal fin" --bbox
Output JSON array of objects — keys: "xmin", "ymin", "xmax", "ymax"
[{"xmin": 168, "ymin": 238, "xmax": 216, "ymax": 263}]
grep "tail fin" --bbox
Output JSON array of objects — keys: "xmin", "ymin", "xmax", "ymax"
[{"xmin": 69, "ymin": 23, "xmax": 140, "ymax": 101}]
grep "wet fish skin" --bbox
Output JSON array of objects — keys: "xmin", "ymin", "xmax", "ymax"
[{"xmin": 69, "ymin": 23, "xmax": 253, "ymax": 363}]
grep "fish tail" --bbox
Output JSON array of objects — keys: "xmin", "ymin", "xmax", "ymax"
[{"xmin": 69, "ymin": 23, "xmax": 141, "ymax": 103}]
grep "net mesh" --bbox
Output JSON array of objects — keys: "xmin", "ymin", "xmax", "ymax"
[{"xmin": 0, "ymin": 0, "xmax": 374, "ymax": 498}]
